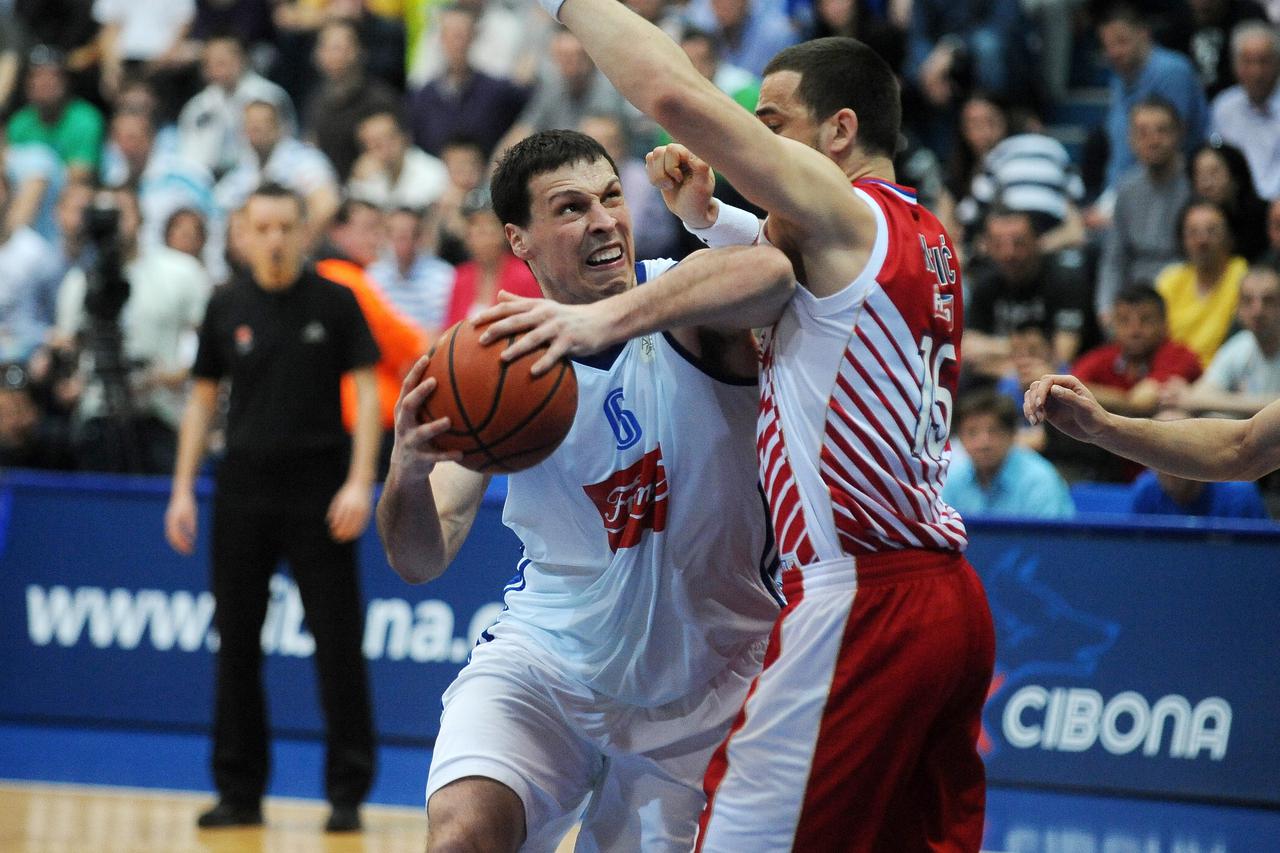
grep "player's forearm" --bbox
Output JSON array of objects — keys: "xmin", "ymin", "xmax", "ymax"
[
  {"xmin": 171, "ymin": 381, "xmax": 218, "ymax": 495},
  {"xmin": 376, "ymin": 468, "xmax": 448, "ymax": 584},
  {"xmin": 605, "ymin": 246, "xmax": 794, "ymax": 340},
  {"xmin": 1092, "ymin": 412, "xmax": 1254, "ymax": 481}
]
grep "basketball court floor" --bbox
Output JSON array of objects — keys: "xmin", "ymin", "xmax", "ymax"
[{"xmin": 2, "ymin": 722, "xmax": 1277, "ymax": 852}]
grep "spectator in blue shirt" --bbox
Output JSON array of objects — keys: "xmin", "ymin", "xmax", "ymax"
[
  {"xmin": 1098, "ymin": 3, "xmax": 1208, "ymax": 191},
  {"xmin": 1128, "ymin": 469, "xmax": 1269, "ymax": 518},
  {"xmin": 944, "ymin": 388, "xmax": 1076, "ymax": 518}
]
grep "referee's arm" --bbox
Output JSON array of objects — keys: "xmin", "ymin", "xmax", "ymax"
[
  {"xmin": 328, "ymin": 366, "xmax": 381, "ymax": 542},
  {"xmin": 165, "ymin": 379, "xmax": 220, "ymax": 555}
]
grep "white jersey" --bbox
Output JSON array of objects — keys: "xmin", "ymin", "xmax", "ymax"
[{"xmin": 488, "ymin": 259, "xmax": 781, "ymax": 708}]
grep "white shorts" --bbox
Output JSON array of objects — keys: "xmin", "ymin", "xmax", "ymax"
[{"xmin": 426, "ymin": 635, "xmax": 767, "ymax": 852}]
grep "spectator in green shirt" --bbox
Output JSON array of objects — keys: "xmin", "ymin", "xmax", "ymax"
[{"xmin": 6, "ymin": 46, "xmax": 104, "ymax": 182}]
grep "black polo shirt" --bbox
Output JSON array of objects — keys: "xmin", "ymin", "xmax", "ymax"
[{"xmin": 193, "ymin": 268, "xmax": 379, "ymax": 473}]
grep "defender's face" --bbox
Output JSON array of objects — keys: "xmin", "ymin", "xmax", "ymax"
[
  {"xmin": 507, "ymin": 158, "xmax": 635, "ymax": 305},
  {"xmin": 756, "ymin": 71, "xmax": 822, "ymax": 150}
]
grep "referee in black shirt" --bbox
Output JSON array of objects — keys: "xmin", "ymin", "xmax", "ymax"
[{"xmin": 165, "ymin": 183, "xmax": 382, "ymax": 833}]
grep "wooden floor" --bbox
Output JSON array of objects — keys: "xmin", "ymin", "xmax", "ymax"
[{"xmin": 0, "ymin": 782, "xmax": 580, "ymax": 853}]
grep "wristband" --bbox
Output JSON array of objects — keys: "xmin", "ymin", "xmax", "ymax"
[
  {"xmin": 683, "ymin": 202, "xmax": 764, "ymax": 248},
  {"xmin": 537, "ymin": 0, "xmax": 567, "ymax": 20}
]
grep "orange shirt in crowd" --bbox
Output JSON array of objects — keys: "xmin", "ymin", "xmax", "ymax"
[{"xmin": 316, "ymin": 258, "xmax": 430, "ymax": 432}]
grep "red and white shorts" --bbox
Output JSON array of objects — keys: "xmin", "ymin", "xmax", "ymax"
[{"xmin": 698, "ymin": 549, "xmax": 995, "ymax": 852}]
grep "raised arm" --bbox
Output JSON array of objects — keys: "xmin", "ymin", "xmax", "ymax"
[
  {"xmin": 1025, "ymin": 374, "xmax": 1280, "ymax": 481},
  {"xmin": 474, "ymin": 244, "xmax": 795, "ymax": 375},
  {"xmin": 550, "ymin": 0, "xmax": 862, "ymax": 244},
  {"xmin": 377, "ymin": 357, "xmax": 490, "ymax": 584}
]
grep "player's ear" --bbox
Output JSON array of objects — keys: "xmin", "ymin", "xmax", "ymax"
[
  {"xmin": 505, "ymin": 223, "xmax": 532, "ymax": 260},
  {"xmin": 827, "ymin": 107, "xmax": 859, "ymax": 158}
]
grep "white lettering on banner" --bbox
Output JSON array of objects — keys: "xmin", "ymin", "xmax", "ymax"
[
  {"xmin": 27, "ymin": 585, "xmax": 217, "ymax": 652},
  {"xmin": 25, "ymin": 580, "xmax": 501, "ymax": 663},
  {"xmin": 1003, "ymin": 686, "xmax": 1232, "ymax": 760},
  {"xmin": 1005, "ymin": 827, "xmax": 1228, "ymax": 853}
]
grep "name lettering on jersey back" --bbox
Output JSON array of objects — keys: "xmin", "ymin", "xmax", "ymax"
[
  {"xmin": 583, "ymin": 446, "xmax": 669, "ymax": 551},
  {"xmin": 920, "ymin": 233, "xmax": 957, "ymax": 332}
]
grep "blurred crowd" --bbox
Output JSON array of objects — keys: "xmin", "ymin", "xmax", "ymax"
[{"xmin": 1, "ymin": 0, "xmax": 1279, "ymax": 520}]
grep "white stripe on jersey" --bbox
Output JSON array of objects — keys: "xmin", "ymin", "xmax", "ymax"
[{"xmin": 757, "ymin": 183, "xmax": 967, "ymax": 567}]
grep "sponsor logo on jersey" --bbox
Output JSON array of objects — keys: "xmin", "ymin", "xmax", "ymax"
[
  {"xmin": 234, "ymin": 324, "xmax": 254, "ymax": 354},
  {"xmin": 603, "ymin": 387, "xmax": 642, "ymax": 450},
  {"xmin": 583, "ymin": 446, "xmax": 669, "ymax": 551}
]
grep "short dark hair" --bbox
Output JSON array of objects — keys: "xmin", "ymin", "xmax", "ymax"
[
  {"xmin": 206, "ymin": 33, "xmax": 246, "ymax": 54},
  {"xmin": 956, "ymin": 389, "xmax": 1019, "ymax": 434},
  {"xmin": 762, "ymin": 37, "xmax": 901, "ymax": 158},
  {"xmin": 333, "ymin": 196, "xmax": 381, "ymax": 226},
  {"xmin": 1129, "ymin": 95, "xmax": 1182, "ymax": 131},
  {"xmin": 164, "ymin": 207, "xmax": 208, "ymax": 243},
  {"xmin": 1095, "ymin": 1, "xmax": 1147, "ymax": 29},
  {"xmin": 985, "ymin": 206, "xmax": 1036, "ymax": 233},
  {"xmin": 680, "ymin": 27, "xmax": 718, "ymax": 52},
  {"xmin": 1176, "ymin": 197, "xmax": 1233, "ymax": 257},
  {"xmin": 1114, "ymin": 284, "xmax": 1166, "ymax": 316},
  {"xmin": 358, "ymin": 109, "xmax": 405, "ymax": 133},
  {"xmin": 247, "ymin": 181, "xmax": 305, "ymax": 217},
  {"xmin": 491, "ymin": 129, "xmax": 618, "ymax": 228}
]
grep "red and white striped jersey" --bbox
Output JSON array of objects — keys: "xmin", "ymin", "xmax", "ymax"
[{"xmin": 758, "ymin": 179, "xmax": 968, "ymax": 568}]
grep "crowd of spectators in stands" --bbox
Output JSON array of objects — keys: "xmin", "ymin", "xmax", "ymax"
[{"xmin": 1, "ymin": 0, "xmax": 1279, "ymax": 521}]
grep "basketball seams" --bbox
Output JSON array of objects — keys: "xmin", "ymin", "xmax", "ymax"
[
  {"xmin": 420, "ymin": 320, "xmax": 577, "ymax": 472},
  {"xmin": 460, "ymin": 360, "xmax": 574, "ymax": 471},
  {"xmin": 474, "ymin": 361, "xmax": 573, "ymax": 452}
]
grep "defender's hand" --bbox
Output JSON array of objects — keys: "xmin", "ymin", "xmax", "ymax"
[
  {"xmin": 645, "ymin": 143, "xmax": 717, "ymax": 228},
  {"xmin": 475, "ymin": 292, "xmax": 612, "ymax": 376},
  {"xmin": 1024, "ymin": 374, "xmax": 1110, "ymax": 442}
]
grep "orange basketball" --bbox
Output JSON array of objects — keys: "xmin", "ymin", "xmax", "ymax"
[{"xmin": 420, "ymin": 320, "xmax": 578, "ymax": 473}]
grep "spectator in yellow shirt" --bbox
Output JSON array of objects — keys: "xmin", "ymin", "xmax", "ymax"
[{"xmin": 1155, "ymin": 199, "xmax": 1247, "ymax": 365}]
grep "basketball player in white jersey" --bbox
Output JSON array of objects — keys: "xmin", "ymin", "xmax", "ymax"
[
  {"xmin": 493, "ymin": 4, "xmax": 998, "ymax": 849},
  {"xmin": 377, "ymin": 130, "xmax": 794, "ymax": 851}
]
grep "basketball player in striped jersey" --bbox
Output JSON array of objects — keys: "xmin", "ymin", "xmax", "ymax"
[
  {"xmin": 496, "ymin": 4, "xmax": 997, "ymax": 849},
  {"xmin": 377, "ymin": 130, "xmax": 794, "ymax": 851}
]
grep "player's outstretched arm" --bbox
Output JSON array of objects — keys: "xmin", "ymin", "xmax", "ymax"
[
  {"xmin": 548, "ymin": 0, "xmax": 862, "ymax": 246},
  {"xmin": 474, "ymin": 244, "xmax": 795, "ymax": 375},
  {"xmin": 1025, "ymin": 374, "xmax": 1280, "ymax": 482},
  {"xmin": 378, "ymin": 356, "xmax": 489, "ymax": 584}
]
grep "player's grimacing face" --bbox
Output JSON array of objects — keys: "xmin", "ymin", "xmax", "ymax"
[{"xmin": 509, "ymin": 158, "xmax": 635, "ymax": 305}]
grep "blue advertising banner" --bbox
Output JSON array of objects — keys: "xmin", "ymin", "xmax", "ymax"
[
  {"xmin": 967, "ymin": 517, "xmax": 1280, "ymax": 807},
  {"xmin": 1, "ymin": 471, "xmax": 1278, "ymax": 806},
  {"xmin": 0, "ymin": 470, "xmax": 518, "ymax": 743}
]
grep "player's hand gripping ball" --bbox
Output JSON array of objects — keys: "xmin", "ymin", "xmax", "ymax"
[{"xmin": 419, "ymin": 320, "xmax": 578, "ymax": 473}]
